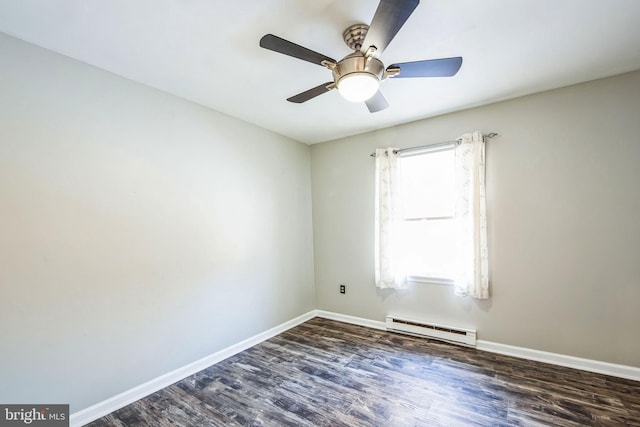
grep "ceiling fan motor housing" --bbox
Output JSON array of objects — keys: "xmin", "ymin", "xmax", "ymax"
[{"xmin": 333, "ymin": 52, "xmax": 384, "ymax": 85}]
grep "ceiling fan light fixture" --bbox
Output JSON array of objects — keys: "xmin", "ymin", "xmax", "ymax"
[{"xmin": 336, "ymin": 72, "xmax": 380, "ymax": 102}]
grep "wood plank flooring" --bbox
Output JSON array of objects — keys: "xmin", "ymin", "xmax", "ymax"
[{"xmin": 87, "ymin": 317, "xmax": 640, "ymax": 426}]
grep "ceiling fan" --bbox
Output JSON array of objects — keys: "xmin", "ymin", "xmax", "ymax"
[{"xmin": 259, "ymin": 0, "xmax": 462, "ymax": 113}]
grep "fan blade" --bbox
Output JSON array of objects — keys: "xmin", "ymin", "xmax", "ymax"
[
  {"xmin": 388, "ymin": 57, "xmax": 463, "ymax": 78},
  {"xmin": 361, "ymin": 0, "xmax": 420, "ymax": 55},
  {"xmin": 365, "ymin": 90, "xmax": 389, "ymax": 113},
  {"xmin": 287, "ymin": 82, "xmax": 335, "ymax": 103},
  {"xmin": 260, "ymin": 34, "xmax": 336, "ymax": 66}
]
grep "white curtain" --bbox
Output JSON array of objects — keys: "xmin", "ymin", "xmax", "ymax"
[
  {"xmin": 454, "ymin": 131, "xmax": 489, "ymax": 299},
  {"xmin": 374, "ymin": 148, "xmax": 408, "ymax": 289}
]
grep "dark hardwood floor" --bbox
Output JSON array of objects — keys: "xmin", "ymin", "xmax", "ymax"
[{"xmin": 87, "ymin": 317, "xmax": 640, "ymax": 426}]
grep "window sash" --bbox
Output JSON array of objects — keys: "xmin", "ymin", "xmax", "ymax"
[
  {"xmin": 400, "ymin": 149, "xmax": 455, "ymax": 220},
  {"xmin": 407, "ymin": 275, "xmax": 454, "ymax": 285},
  {"xmin": 400, "ymin": 147, "xmax": 456, "ymax": 283},
  {"xmin": 402, "ymin": 217, "xmax": 456, "ymax": 281},
  {"xmin": 404, "ymin": 215, "xmax": 454, "ymax": 222}
]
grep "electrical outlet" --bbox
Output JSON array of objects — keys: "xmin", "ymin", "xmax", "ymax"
[{"xmin": 339, "ymin": 284, "xmax": 346, "ymax": 294}]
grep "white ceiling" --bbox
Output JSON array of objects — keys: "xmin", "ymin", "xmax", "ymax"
[{"xmin": 1, "ymin": 0, "xmax": 639, "ymax": 144}]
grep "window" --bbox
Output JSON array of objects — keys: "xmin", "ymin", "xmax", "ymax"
[
  {"xmin": 375, "ymin": 132, "xmax": 488, "ymax": 296},
  {"xmin": 398, "ymin": 147, "xmax": 456, "ymax": 284}
]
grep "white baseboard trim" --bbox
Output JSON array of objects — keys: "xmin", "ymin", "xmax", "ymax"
[
  {"xmin": 314, "ymin": 310, "xmax": 387, "ymax": 330},
  {"xmin": 476, "ymin": 340, "xmax": 640, "ymax": 381},
  {"xmin": 70, "ymin": 310, "xmax": 316, "ymax": 427},
  {"xmin": 315, "ymin": 311, "xmax": 640, "ymax": 382}
]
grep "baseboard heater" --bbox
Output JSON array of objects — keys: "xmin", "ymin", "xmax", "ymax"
[{"xmin": 385, "ymin": 315, "xmax": 477, "ymax": 347}]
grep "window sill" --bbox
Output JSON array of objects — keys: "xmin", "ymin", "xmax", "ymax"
[{"xmin": 407, "ymin": 275, "xmax": 454, "ymax": 286}]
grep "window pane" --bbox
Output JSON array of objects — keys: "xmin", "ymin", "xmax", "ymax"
[
  {"xmin": 402, "ymin": 219, "xmax": 456, "ymax": 279},
  {"xmin": 400, "ymin": 149, "xmax": 454, "ymax": 219}
]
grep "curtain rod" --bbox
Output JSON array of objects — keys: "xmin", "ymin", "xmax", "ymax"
[{"xmin": 369, "ymin": 132, "xmax": 498, "ymax": 157}]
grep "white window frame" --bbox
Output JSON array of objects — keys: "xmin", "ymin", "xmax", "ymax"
[{"xmin": 398, "ymin": 143, "xmax": 456, "ymax": 286}]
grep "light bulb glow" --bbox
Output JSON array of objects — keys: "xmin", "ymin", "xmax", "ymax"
[{"xmin": 337, "ymin": 72, "xmax": 379, "ymax": 102}]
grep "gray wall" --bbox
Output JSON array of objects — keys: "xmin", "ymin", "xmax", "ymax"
[
  {"xmin": 311, "ymin": 70, "xmax": 640, "ymax": 368},
  {"xmin": 0, "ymin": 33, "xmax": 315, "ymax": 411}
]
